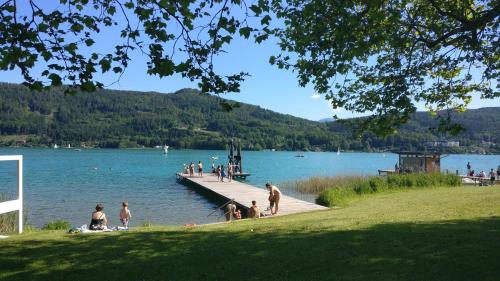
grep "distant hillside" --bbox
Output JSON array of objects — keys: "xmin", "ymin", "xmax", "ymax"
[{"xmin": 0, "ymin": 83, "xmax": 499, "ymax": 153}]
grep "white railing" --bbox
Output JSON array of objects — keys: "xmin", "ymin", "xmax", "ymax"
[{"xmin": 0, "ymin": 155, "xmax": 23, "ymax": 233}]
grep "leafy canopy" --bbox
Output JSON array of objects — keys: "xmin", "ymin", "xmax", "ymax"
[{"xmin": 0, "ymin": 0, "xmax": 499, "ymax": 135}]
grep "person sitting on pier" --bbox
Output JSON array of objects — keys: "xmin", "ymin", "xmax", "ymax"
[
  {"xmin": 247, "ymin": 200, "xmax": 261, "ymax": 219},
  {"xmin": 89, "ymin": 203, "xmax": 108, "ymax": 230},
  {"xmin": 266, "ymin": 183, "xmax": 282, "ymax": 215}
]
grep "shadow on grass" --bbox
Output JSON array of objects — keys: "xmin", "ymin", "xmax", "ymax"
[{"xmin": 1, "ymin": 217, "xmax": 499, "ymax": 281}]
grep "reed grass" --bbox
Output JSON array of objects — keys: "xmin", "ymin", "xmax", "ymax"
[
  {"xmin": 281, "ymin": 175, "xmax": 370, "ymax": 194},
  {"xmin": 0, "ymin": 193, "xmax": 18, "ymax": 234},
  {"xmin": 0, "ymin": 193, "xmax": 34, "ymax": 234},
  {"xmin": 283, "ymin": 173, "xmax": 461, "ymax": 207}
]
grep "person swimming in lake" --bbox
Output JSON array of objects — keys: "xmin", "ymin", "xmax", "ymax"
[
  {"xmin": 266, "ymin": 183, "xmax": 282, "ymax": 215},
  {"xmin": 225, "ymin": 200, "xmax": 237, "ymax": 221},
  {"xmin": 234, "ymin": 209, "xmax": 242, "ymax": 220},
  {"xmin": 119, "ymin": 201, "xmax": 132, "ymax": 228},
  {"xmin": 89, "ymin": 203, "xmax": 108, "ymax": 230}
]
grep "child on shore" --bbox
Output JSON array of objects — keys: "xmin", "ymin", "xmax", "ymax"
[{"xmin": 119, "ymin": 202, "xmax": 132, "ymax": 228}]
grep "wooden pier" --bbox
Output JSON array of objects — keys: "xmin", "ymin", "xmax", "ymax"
[{"xmin": 176, "ymin": 173, "xmax": 327, "ymax": 216}]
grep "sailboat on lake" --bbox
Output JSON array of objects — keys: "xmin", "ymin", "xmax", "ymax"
[
  {"xmin": 163, "ymin": 144, "xmax": 169, "ymax": 154},
  {"xmin": 337, "ymin": 147, "xmax": 340, "ymax": 155}
]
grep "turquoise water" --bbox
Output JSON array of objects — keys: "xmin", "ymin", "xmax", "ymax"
[{"xmin": 0, "ymin": 148, "xmax": 499, "ymax": 227}]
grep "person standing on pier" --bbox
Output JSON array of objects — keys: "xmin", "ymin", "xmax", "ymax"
[
  {"xmin": 467, "ymin": 162, "xmax": 471, "ymax": 174},
  {"xmin": 489, "ymin": 169, "xmax": 496, "ymax": 185},
  {"xmin": 266, "ymin": 183, "xmax": 282, "ymax": 215},
  {"xmin": 189, "ymin": 162, "xmax": 195, "ymax": 177},
  {"xmin": 220, "ymin": 165, "xmax": 226, "ymax": 182},
  {"xmin": 198, "ymin": 161, "xmax": 203, "ymax": 177},
  {"xmin": 227, "ymin": 163, "xmax": 233, "ymax": 182},
  {"xmin": 216, "ymin": 165, "xmax": 221, "ymax": 181}
]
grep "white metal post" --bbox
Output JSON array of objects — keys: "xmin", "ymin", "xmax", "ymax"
[
  {"xmin": 0, "ymin": 155, "xmax": 23, "ymax": 234},
  {"xmin": 18, "ymin": 156, "xmax": 23, "ymax": 233}
]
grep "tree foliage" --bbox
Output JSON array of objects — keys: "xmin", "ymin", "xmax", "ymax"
[
  {"xmin": 267, "ymin": 0, "xmax": 500, "ymax": 135},
  {"xmin": 0, "ymin": 0, "xmax": 499, "ymax": 135}
]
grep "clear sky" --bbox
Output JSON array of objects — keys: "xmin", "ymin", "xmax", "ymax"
[{"xmin": 1, "ymin": 2, "xmax": 499, "ymax": 121}]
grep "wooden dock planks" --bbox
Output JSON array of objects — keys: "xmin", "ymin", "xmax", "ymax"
[{"xmin": 177, "ymin": 173, "xmax": 327, "ymax": 216}]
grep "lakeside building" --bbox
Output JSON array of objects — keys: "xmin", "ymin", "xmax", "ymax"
[
  {"xmin": 397, "ymin": 151, "xmax": 441, "ymax": 173},
  {"xmin": 424, "ymin": 141, "xmax": 460, "ymax": 148}
]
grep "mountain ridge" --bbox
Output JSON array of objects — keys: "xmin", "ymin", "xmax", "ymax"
[{"xmin": 0, "ymin": 82, "xmax": 499, "ymax": 153}]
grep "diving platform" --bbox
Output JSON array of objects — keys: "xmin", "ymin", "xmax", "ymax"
[{"xmin": 176, "ymin": 173, "xmax": 327, "ymax": 216}]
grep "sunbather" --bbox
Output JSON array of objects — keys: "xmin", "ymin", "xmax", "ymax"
[{"xmin": 89, "ymin": 203, "xmax": 108, "ymax": 230}]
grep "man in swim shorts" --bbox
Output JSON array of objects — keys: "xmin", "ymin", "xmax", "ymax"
[{"xmin": 265, "ymin": 183, "xmax": 282, "ymax": 215}]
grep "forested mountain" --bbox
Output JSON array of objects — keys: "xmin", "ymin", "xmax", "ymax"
[{"xmin": 0, "ymin": 83, "xmax": 499, "ymax": 153}]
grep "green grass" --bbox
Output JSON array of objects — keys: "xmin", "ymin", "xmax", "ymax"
[
  {"xmin": 1, "ymin": 186, "xmax": 499, "ymax": 281},
  {"xmin": 41, "ymin": 220, "xmax": 71, "ymax": 231}
]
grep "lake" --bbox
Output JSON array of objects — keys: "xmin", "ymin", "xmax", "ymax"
[{"xmin": 0, "ymin": 148, "xmax": 499, "ymax": 227}]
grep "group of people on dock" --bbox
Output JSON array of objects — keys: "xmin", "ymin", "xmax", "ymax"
[
  {"xmin": 186, "ymin": 161, "xmax": 204, "ymax": 177},
  {"xmin": 224, "ymin": 183, "xmax": 282, "ymax": 221},
  {"xmin": 467, "ymin": 162, "xmax": 500, "ymax": 184},
  {"xmin": 88, "ymin": 202, "xmax": 132, "ymax": 230},
  {"xmin": 185, "ymin": 160, "xmax": 237, "ymax": 182},
  {"xmin": 213, "ymin": 163, "xmax": 235, "ymax": 182}
]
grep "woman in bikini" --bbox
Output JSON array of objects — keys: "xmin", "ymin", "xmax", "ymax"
[{"xmin": 89, "ymin": 203, "xmax": 108, "ymax": 230}]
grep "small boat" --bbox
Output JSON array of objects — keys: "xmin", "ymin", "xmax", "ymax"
[
  {"xmin": 75, "ymin": 149, "xmax": 82, "ymax": 152},
  {"xmin": 295, "ymin": 152, "xmax": 305, "ymax": 158},
  {"xmin": 53, "ymin": 144, "xmax": 59, "ymax": 149},
  {"xmin": 337, "ymin": 147, "xmax": 340, "ymax": 155},
  {"xmin": 163, "ymin": 145, "xmax": 169, "ymax": 154},
  {"xmin": 67, "ymin": 144, "xmax": 71, "ymax": 149}
]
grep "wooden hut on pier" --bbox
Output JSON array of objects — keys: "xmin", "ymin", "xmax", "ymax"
[{"xmin": 397, "ymin": 151, "xmax": 441, "ymax": 173}]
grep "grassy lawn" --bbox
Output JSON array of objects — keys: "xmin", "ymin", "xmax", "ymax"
[{"xmin": 1, "ymin": 186, "xmax": 499, "ymax": 281}]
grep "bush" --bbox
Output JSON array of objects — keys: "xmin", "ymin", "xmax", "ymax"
[
  {"xmin": 316, "ymin": 173, "xmax": 461, "ymax": 207},
  {"xmin": 42, "ymin": 220, "xmax": 70, "ymax": 230}
]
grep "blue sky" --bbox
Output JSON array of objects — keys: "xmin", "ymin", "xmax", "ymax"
[{"xmin": 1, "ymin": 1, "xmax": 498, "ymax": 121}]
